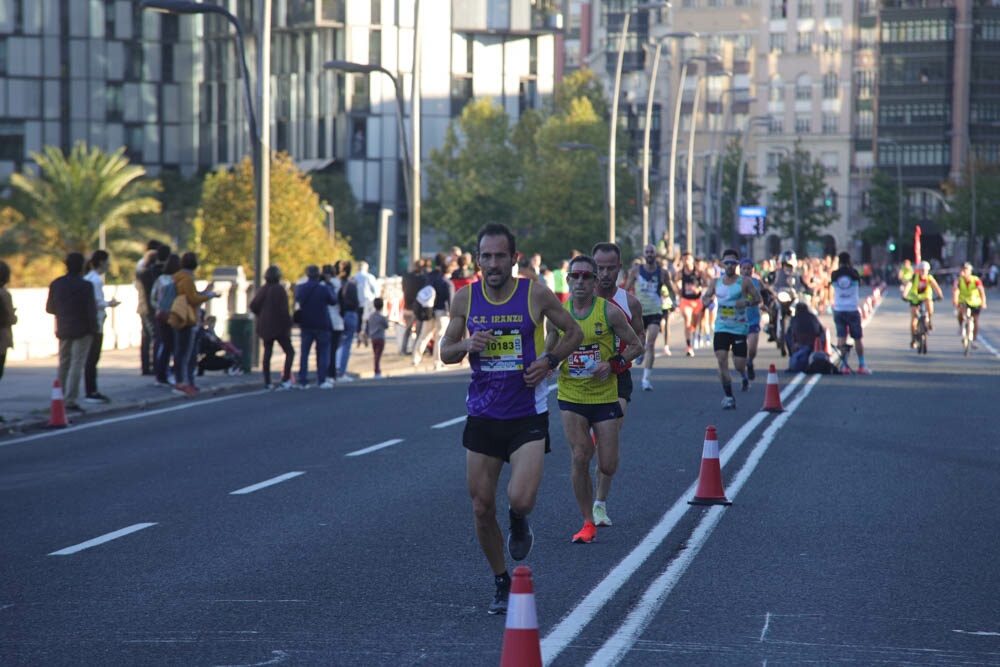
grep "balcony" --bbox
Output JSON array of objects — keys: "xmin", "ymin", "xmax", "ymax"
[{"xmin": 453, "ymin": 0, "xmax": 564, "ymax": 35}]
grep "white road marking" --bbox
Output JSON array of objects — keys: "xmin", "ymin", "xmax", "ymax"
[
  {"xmin": 760, "ymin": 612, "xmax": 773, "ymax": 642},
  {"xmin": 431, "ymin": 416, "xmax": 466, "ymax": 429},
  {"xmin": 49, "ymin": 522, "xmax": 158, "ymax": 556},
  {"xmin": 229, "ymin": 472, "xmax": 305, "ymax": 495},
  {"xmin": 586, "ymin": 375, "xmax": 822, "ymax": 666},
  {"xmin": 540, "ymin": 375, "xmax": 808, "ymax": 663},
  {"xmin": 952, "ymin": 629, "xmax": 1000, "ymax": 637},
  {"xmin": 345, "ymin": 438, "xmax": 404, "ymax": 457},
  {"xmin": 976, "ymin": 334, "xmax": 999, "ymax": 358}
]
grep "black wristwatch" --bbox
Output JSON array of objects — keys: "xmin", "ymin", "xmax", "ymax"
[{"xmin": 544, "ymin": 352, "xmax": 560, "ymax": 369}]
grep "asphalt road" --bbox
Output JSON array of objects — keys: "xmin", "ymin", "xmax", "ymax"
[{"xmin": 1, "ymin": 295, "xmax": 998, "ymax": 666}]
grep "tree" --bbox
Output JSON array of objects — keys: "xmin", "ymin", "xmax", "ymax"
[
  {"xmin": 193, "ymin": 152, "xmax": 351, "ymax": 281},
  {"xmin": 309, "ymin": 168, "xmax": 367, "ymax": 261},
  {"xmin": 8, "ymin": 142, "xmax": 162, "ymax": 262},
  {"xmin": 423, "ymin": 99, "xmax": 522, "ymax": 252},
  {"xmin": 716, "ymin": 137, "xmax": 764, "ymax": 249},
  {"xmin": 769, "ymin": 141, "xmax": 837, "ymax": 255},
  {"xmin": 550, "ymin": 69, "xmax": 609, "ymax": 121},
  {"xmin": 941, "ymin": 159, "xmax": 1000, "ymax": 262},
  {"xmin": 859, "ymin": 169, "xmax": 909, "ymax": 250}
]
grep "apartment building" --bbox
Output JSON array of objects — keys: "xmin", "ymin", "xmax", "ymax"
[{"xmin": 0, "ymin": 0, "xmax": 558, "ymax": 268}]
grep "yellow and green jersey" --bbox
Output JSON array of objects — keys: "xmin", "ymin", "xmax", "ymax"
[{"xmin": 556, "ymin": 297, "xmax": 618, "ymax": 405}]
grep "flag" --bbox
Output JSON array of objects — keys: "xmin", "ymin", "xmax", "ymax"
[{"xmin": 914, "ymin": 225, "xmax": 922, "ymax": 264}]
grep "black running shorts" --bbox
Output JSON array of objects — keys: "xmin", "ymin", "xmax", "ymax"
[
  {"xmin": 713, "ymin": 331, "xmax": 748, "ymax": 357},
  {"xmin": 557, "ymin": 400, "xmax": 624, "ymax": 423},
  {"xmin": 617, "ymin": 369, "xmax": 633, "ymax": 402},
  {"xmin": 463, "ymin": 413, "xmax": 550, "ymax": 462}
]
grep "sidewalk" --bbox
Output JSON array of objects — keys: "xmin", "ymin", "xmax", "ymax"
[{"xmin": 0, "ymin": 325, "xmax": 455, "ymax": 435}]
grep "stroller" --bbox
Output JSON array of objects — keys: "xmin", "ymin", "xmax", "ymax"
[{"xmin": 196, "ymin": 316, "xmax": 245, "ymax": 376}]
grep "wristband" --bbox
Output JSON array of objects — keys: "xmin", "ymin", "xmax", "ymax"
[
  {"xmin": 609, "ymin": 354, "xmax": 631, "ymax": 375},
  {"xmin": 544, "ymin": 352, "xmax": 560, "ymax": 370}
]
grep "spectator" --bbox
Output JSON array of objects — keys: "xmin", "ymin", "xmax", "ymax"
[
  {"xmin": 250, "ymin": 265, "xmax": 295, "ymax": 390},
  {"xmin": 354, "ymin": 260, "xmax": 380, "ymax": 347},
  {"xmin": 82, "ymin": 249, "xmax": 121, "ymax": 403},
  {"xmin": 135, "ymin": 240, "xmax": 161, "ymax": 375},
  {"xmin": 450, "ymin": 253, "xmax": 477, "ymax": 292},
  {"xmin": 323, "ymin": 263, "xmax": 345, "ymax": 383},
  {"xmin": 335, "ymin": 261, "xmax": 361, "ymax": 380},
  {"xmin": 412, "ymin": 252, "xmax": 454, "ymax": 370},
  {"xmin": 46, "ymin": 252, "xmax": 98, "ymax": 412},
  {"xmin": 398, "ymin": 260, "xmax": 425, "ymax": 354},
  {"xmin": 151, "ymin": 252, "xmax": 179, "ymax": 386},
  {"xmin": 0, "ymin": 260, "xmax": 16, "ymax": 422},
  {"xmin": 365, "ymin": 297, "xmax": 389, "ymax": 378},
  {"xmin": 171, "ymin": 252, "xmax": 218, "ymax": 397},
  {"xmin": 785, "ymin": 301, "xmax": 825, "ymax": 373},
  {"xmin": 295, "ymin": 265, "xmax": 337, "ymax": 388},
  {"xmin": 552, "ymin": 259, "xmax": 569, "ymax": 303}
]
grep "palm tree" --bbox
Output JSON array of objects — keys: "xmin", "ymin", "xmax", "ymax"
[{"xmin": 9, "ymin": 142, "xmax": 162, "ymax": 255}]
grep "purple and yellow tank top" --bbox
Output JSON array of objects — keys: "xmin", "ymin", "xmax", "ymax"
[{"xmin": 466, "ymin": 278, "xmax": 547, "ymax": 418}]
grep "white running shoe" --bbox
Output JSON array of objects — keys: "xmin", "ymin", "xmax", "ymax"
[
  {"xmin": 641, "ymin": 378, "xmax": 653, "ymax": 391},
  {"xmin": 593, "ymin": 503, "xmax": 613, "ymax": 527},
  {"xmin": 319, "ymin": 378, "xmax": 336, "ymax": 389},
  {"xmin": 721, "ymin": 396, "xmax": 736, "ymax": 409},
  {"xmin": 662, "ymin": 345, "xmax": 672, "ymax": 356}
]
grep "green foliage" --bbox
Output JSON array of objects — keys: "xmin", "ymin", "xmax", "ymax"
[
  {"xmin": 859, "ymin": 169, "xmax": 907, "ymax": 247},
  {"xmin": 941, "ymin": 160, "xmax": 1000, "ymax": 249},
  {"xmin": 716, "ymin": 137, "xmax": 764, "ymax": 248},
  {"xmin": 193, "ymin": 152, "xmax": 351, "ymax": 281},
  {"xmin": 769, "ymin": 141, "xmax": 838, "ymax": 255},
  {"xmin": 310, "ymin": 169, "xmax": 368, "ymax": 260},
  {"xmin": 550, "ymin": 69, "xmax": 610, "ymax": 120}
]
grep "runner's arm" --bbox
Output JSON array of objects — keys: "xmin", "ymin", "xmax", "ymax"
[
  {"xmin": 608, "ymin": 304, "xmax": 643, "ymax": 363},
  {"xmin": 626, "ymin": 293, "xmax": 645, "ymax": 341},
  {"xmin": 440, "ymin": 285, "xmax": 487, "ymax": 364},
  {"xmin": 700, "ymin": 279, "xmax": 717, "ymax": 305},
  {"xmin": 524, "ymin": 288, "xmax": 583, "ymax": 387}
]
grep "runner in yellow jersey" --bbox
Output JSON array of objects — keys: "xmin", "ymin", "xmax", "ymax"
[{"xmin": 547, "ymin": 254, "xmax": 642, "ymax": 544}]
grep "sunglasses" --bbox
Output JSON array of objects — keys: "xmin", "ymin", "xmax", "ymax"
[
  {"xmin": 722, "ymin": 259, "xmax": 739, "ymax": 266},
  {"xmin": 568, "ymin": 270, "xmax": 596, "ymax": 281}
]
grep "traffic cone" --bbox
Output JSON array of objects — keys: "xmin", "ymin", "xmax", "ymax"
[
  {"xmin": 500, "ymin": 566, "xmax": 542, "ymax": 667},
  {"xmin": 48, "ymin": 379, "xmax": 68, "ymax": 428},
  {"xmin": 688, "ymin": 426, "xmax": 731, "ymax": 506},
  {"xmin": 823, "ymin": 327, "xmax": 833, "ymax": 356},
  {"xmin": 761, "ymin": 364, "xmax": 784, "ymax": 413}
]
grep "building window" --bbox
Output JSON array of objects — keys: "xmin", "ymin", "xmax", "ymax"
[
  {"xmin": 369, "ymin": 29, "xmax": 381, "ymax": 66},
  {"xmin": 824, "ymin": 1, "xmax": 841, "ymax": 14},
  {"xmin": 161, "ymin": 43, "xmax": 174, "ymax": 82},
  {"xmin": 519, "ymin": 78, "xmax": 537, "ymax": 114},
  {"xmin": 797, "ymin": 31, "xmax": 813, "ymax": 53},
  {"xmin": 0, "ymin": 122, "xmax": 24, "ymax": 161},
  {"xmin": 451, "ymin": 75, "xmax": 473, "ymax": 116},
  {"xmin": 823, "ymin": 29, "xmax": 841, "ymax": 51},
  {"xmin": 822, "ymin": 112, "xmax": 838, "ymax": 133},
  {"xmin": 769, "ymin": 77, "xmax": 784, "ymax": 102},
  {"xmin": 855, "ymin": 109, "xmax": 873, "ymax": 138},
  {"xmin": 797, "ymin": 1, "xmax": 813, "ymax": 17},
  {"xmin": 0, "ymin": 38, "xmax": 6, "ymax": 75},
  {"xmin": 855, "ymin": 69, "xmax": 874, "ymax": 98},
  {"xmin": 822, "ymin": 71, "xmax": 838, "ymax": 98},
  {"xmin": 770, "ymin": 0, "xmax": 786, "ymax": 18},
  {"xmin": 107, "ymin": 84, "xmax": 124, "ymax": 122},
  {"xmin": 126, "ymin": 41, "xmax": 143, "ymax": 81},
  {"xmin": 351, "ymin": 73, "xmax": 369, "ymax": 112},
  {"xmin": 769, "ymin": 116, "xmax": 784, "ymax": 134},
  {"xmin": 766, "ymin": 151, "xmax": 783, "ymax": 174},
  {"xmin": 351, "ymin": 118, "xmax": 366, "ymax": 157},
  {"xmin": 821, "ymin": 152, "xmax": 838, "ymax": 174},
  {"xmin": 796, "ymin": 75, "xmax": 811, "ymax": 101},
  {"xmin": 371, "ymin": 0, "xmax": 381, "ymax": 24},
  {"xmin": 795, "ymin": 113, "xmax": 811, "ymax": 134},
  {"xmin": 769, "ymin": 33, "xmax": 785, "ymax": 54},
  {"xmin": 125, "ymin": 124, "xmax": 144, "ymax": 162}
]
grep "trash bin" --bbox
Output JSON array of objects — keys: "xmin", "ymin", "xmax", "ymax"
[{"xmin": 227, "ymin": 314, "xmax": 254, "ymax": 374}]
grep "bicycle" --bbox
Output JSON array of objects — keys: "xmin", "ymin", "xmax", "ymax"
[
  {"xmin": 912, "ymin": 301, "xmax": 930, "ymax": 355},
  {"xmin": 959, "ymin": 303, "xmax": 976, "ymax": 357}
]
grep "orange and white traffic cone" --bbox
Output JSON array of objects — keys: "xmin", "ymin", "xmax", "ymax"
[
  {"xmin": 500, "ymin": 566, "xmax": 542, "ymax": 667},
  {"xmin": 823, "ymin": 327, "xmax": 833, "ymax": 356},
  {"xmin": 761, "ymin": 364, "xmax": 784, "ymax": 413},
  {"xmin": 48, "ymin": 379, "xmax": 68, "ymax": 428},
  {"xmin": 688, "ymin": 425, "xmax": 731, "ymax": 506}
]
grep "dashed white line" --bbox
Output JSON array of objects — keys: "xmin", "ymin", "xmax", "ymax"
[
  {"xmin": 431, "ymin": 416, "xmax": 466, "ymax": 429},
  {"xmin": 345, "ymin": 439, "xmax": 404, "ymax": 457},
  {"xmin": 230, "ymin": 472, "xmax": 305, "ymax": 495},
  {"xmin": 760, "ymin": 612, "xmax": 773, "ymax": 642},
  {"xmin": 49, "ymin": 522, "xmax": 158, "ymax": 556}
]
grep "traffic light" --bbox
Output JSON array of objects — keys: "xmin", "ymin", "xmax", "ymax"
[
  {"xmin": 888, "ymin": 238, "xmax": 897, "ymax": 253},
  {"xmin": 824, "ymin": 188, "xmax": 836, "ymax": 210}
]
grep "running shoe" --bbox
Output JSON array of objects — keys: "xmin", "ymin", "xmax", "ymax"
[
  {"xmin": 721, "ymin": 396, "xmax": 736, "ymax": 410},
  {"xmin": 662, "ymin": 345, "xmax": 672, "ymax": 357},
  {"xmin": 686, "ymin": 346, "xmax": 695, "ymax": 357},
  {"xmin": 277, "ymin": 380, "xmax": 293, "ymax": 391},
  {"xmin": 593, "ymin": 504, "xmax": 613, "ymax": 527},
  {"xmin": 319, "ymin": 378, "xmax": 336, "ymax": 389},
  {"xmin": 84, "ymin": 392, "xmax": 111, "ymax": 404},
  {"xmin": 641, "ymin": 378, "xmax": 653, "ymax": 392},
  {"xmin": 840, "ymin": 365, "xmax": 852, "ymax": 375},
  {"xmin": 572, "ymin": 521, "xmax": 597, "ymax": 544},
  {"xmin": 507, "ymin": 510, "xmax": 534, "ymax": 561},
  {"xmin": 856, "ymin": 366, "xmax": 872, "ymax": 375},
  {"xmin": 741, "ymin": 377, "xmax": 750, "ymax": 392},
  {"xmin": 746, "ymin": 361, "xmax": 755, "ymax": 381},
  {"xmin": 488, "ymin": 576, "xmax": 510, "ymax": 615}
]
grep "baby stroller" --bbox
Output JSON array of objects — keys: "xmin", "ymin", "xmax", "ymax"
[{"xmin": 196, "ymin": 317, "xmax": 245, "ymax": 376}]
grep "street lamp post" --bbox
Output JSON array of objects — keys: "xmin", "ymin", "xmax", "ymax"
[
  {"xmin": 732, "ymin": 115, "xmax": 769, "ymax": 248},
  {"xmin": 141, "ymin": 0, "xmax": 271, "ymax": 294},
  {"xmin": 323, "ymin": 60, "xmax": 410, "ymax": 276},
  {"xmin": 876, "ymin": 137, "xmax": 903, "ymax": 260},
  {"xmin": 640, "ymin": 31, "xmax": 697, "ymax": 249},
  {"xmin": 774, "ymin": 145, "xmax": 800, "ymax": 254},
  {"xmin": 668, "ymin": 54, "xmax": 720, "ymax": 256},
  {"xmin": 608, "ymin": 2, "xmax": 668, "ymax": 243}
]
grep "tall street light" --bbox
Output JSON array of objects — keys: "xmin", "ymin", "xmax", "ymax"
[
  {"xmin": 640, "ymin": 31, "xmax": 697, "ymax": 249},
  {"xmin": 608, "ymin": 1, "xmax": 669, "ymax": 243},
  {"xmin": 324, "ymin": 60, "xmax": 413, "ymax": 274},
  {"xmin": 698, "ymin": 71, "xmax": 731, "ymax": 252},
  {"xmin": 774, "ymin": 145, "xmax": 800, "ymax": 254},
  {"xmin": 141, "ymin": 0, "xmax": 271, "ymax": 293},
  {"xmin": 668, "ymin": 54, "xmax": 720, "ymax": 256},
  {"xmin": 684, "ymin": 68, "xmax": 730, "ymax": 255},
  {"xmin": 876, "ymin": 137, "xmax": 903, "ymax": 260},
  {"xmin": 732, "ymin": 115, "xmax": 770, "ymax": 248}
]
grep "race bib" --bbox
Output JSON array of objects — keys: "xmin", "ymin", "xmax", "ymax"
[
  {"xmin": 479, "ymin": 329, "xmax": 524, "ymax": 372},
  {"xmin": 567, "ymin": 344, "xmax": 602, "ymax": 378}
]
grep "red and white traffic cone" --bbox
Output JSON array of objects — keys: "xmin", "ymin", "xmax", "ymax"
[
  {"xmin": 823, "ymin": 327, "xmax": 833, "ymax": 356},
  {"xmin": 688, "ymin": 426, "xmax": 731, "ymax": 506},
  {"xmin": 761, "ymin": 364, "xmax": 784, "ymax": 413},
  {"xmin": 48, "ymin": 379, "xmax": 68, "ymax": 428},
  {"xmin": 500, "ymin": 566, "xmax": 542, "ymax": 667}
]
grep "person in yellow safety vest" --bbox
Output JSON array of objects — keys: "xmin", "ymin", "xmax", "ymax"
[
  {"xmin": 897, "ymin": 259, "xmax": 914, "ymax": 297},
  {"xmin": 905, "ymin": 261, "xmax": 944, "ymax": 342},
  {"xmin": 953, "ymin": 262, "xmax": 987, "ymax": 348}
]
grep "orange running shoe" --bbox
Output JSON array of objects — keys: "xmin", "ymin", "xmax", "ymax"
[{"xmin": 572, "ymin": 521, "xmax": 597, "ymax": 544}]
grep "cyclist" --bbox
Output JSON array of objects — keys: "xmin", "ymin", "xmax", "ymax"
[
  {"xmin": 953, "ymin": 262, "xmax": 987, "ymax": 349},
  {"xmin": 905, "ymin": 260, "xmax": 944, "ymax": 343}
]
